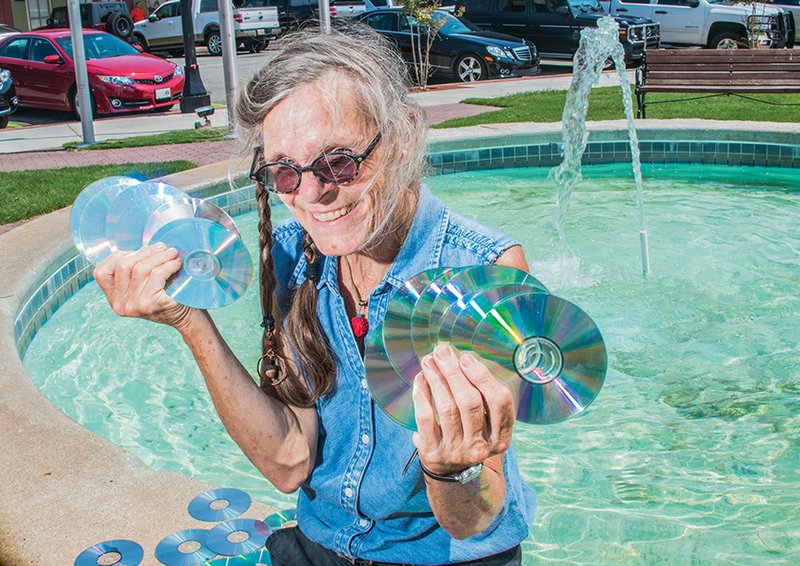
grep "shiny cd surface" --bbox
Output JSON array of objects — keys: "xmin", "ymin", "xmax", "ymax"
[
  {"xmin": 382, "ymin": 268, "xmax": 457, "ymax": 384},
  {"xmin": 188, "ymin": 487, "xmax": 251, "ymax": 522},
  {"xmin": 209, "ymin": 549, "xmax": 272, "ymax": 565},
  {"xmin": 365, "ymin": 318, "xmax": 417, "ymax": 430},
  {"xmin": 206, "ymin": 519, "xmax": 270, "ymax": 556},
  {"xmin": 152, "ymin": 218, "xmax": 253, "ymax": 309},
  {"xmin": 106, "ymin": 181, "xmax": 188, "ymax": 252},
  {"xmin": 469, "ymin": 292, "xmax": 607, "ymax": 425},
  {"xmin": 408, "ymin": 268, "xmax": 468, "ymax": 360},
  {"xmin": 264, "ymin": 507, "xmax": 297, "ymax": 530},
  {"xmin": 71, "ymin": 177, "xmax": 141, "ymax": 263},
  {"xmin": 74, "ymin": 539, "xmax": 143, "ymax": 566},
  {"xmin": 422, "ymin": 265, "xmax": 548, "ymax": 355},
  {"xmin": 155, "ymin": 529, "xmax": 215, "ymax": 566},
  {"xmin": 142, "ymin": 197, "xmax": 239, "ymax": 246}
]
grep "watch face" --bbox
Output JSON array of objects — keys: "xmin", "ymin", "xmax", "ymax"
[{"xmin": 457, "ymin": 463, "xmax": 483, "ymax": 484}]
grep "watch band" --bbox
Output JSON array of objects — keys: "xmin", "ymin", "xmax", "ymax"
[{"xmin": 420, "ymin": 462, "xmax": 484, "ymax": 484}]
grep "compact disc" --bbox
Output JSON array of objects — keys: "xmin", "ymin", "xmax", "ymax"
[
  {"xmin": 74, "ymin": 539, "xmax": 143, "ymax": 566},
  {"xmin": 408, "ymin": 268, "xmax": 468, "ymax": 360},
  {"xmin": 206, "ymin": 519, "xmax": 270, "ymax": 556},
  {"xmin": 142, "ymin": 197, "xmax": 239, "ymax": 246},
  {"xmin": 382, "ymin": 268, "xmax": 458, "ymax": 385},
  {"xmin": 421, "ymin": 265, "xmax": 548, "ymax": 356},
  {"xmin": 71, "ymin": 177, "xmax": 141, "ymax": 263},
  {"xmin": 469, "ymin": 292, "xmax": 607, "ymax": 425},
  {"xmin": 264, "ymin": 508, "xmax": 297, "ymax": 530},
  {"xmin": 188, "ymin": 487, "xmax": 251, "ymax": 522},
  {"xmin": 151, "ymin": 218, "xmax": 253, "ymax": 309},
  {"xmin": 210, "ymin": 549, "xmax": 272, "ymax": 565},
  {"xmin": 106, "ymin": 181, "xmax": 188, "ymax": 252},
  {"xmin": 366, "ymin": 318, "xmax": 417, "ymax": 430},
  {"xmin": 155, "ymin": 529, "xmax": 215, "ymax": 566}
]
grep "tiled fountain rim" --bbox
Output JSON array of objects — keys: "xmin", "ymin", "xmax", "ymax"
[{"xmin": 3, "ymin": 120, "xmax": 800, "ymax": 565}]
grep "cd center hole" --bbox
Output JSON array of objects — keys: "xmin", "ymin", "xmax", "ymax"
[
  {"xmin": 228, "ymin": 530, "xmax": 251, "ymax": 544},
  {"xmin": 210, "ymin": 498, "xmax": 230, "ymax": 511},
  {"xmin": 178, "ymin": 540, "xmax": 202, "ymax": 554},
  {"xmin": 513, "ymin": 336, "xmax": 563, "ymax": 385},
  {"xmin": 184, "ymin": 249, "xmax": 220, "ymax": 280},
  {"xmin": 98, "ymin": 552, "xmax": 122, "ymax": 566}
]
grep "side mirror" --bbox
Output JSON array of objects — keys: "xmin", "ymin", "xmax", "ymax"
[
  {"xmin": 148, "ymin": 14, "xmax": 158, "ymax": 21},
  {"xmin": 43, "ymin": 54, "xmax": 63, "ymax": 65},
  {"xmin": 684, "ymin": 0, "xmax": 699, "ymax": 6},
  {"xmin": 46, "ymin": 18, "xmax": 54, "ymax": 26}
]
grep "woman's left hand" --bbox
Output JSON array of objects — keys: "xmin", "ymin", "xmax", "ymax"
[{"xmin": 412, "ymin": 344, "xmax": 516, "ymax": 476}]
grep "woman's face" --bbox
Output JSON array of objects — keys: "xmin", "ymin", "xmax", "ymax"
[{"xmin": 259, "ymin": 81, "xmax": 382, "ymax": 258}]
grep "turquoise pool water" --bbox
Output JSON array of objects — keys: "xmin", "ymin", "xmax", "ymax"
[{"xmin": 23, "ymin": 163, "xmax": 800, "ymax": 563}]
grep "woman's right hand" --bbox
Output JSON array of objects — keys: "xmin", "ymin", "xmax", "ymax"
[{"xmin": 93, "ymin": 243, "xmax": 195, "ymax": 330}]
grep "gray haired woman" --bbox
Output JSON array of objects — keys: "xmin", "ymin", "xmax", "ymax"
[{"xmin": 94, "ymin": 26, "xmax": 535, "ymax": 565}]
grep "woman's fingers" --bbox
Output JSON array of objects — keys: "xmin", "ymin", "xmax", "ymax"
[
  {"xmin": 431, "ymin": 344, "xmax": 487, "ymax": 443},
  {"xmin": 411, "ymin": 371, "xmax": 441, "ymax": 449},
  {"xmin": 420, "ymin": 352, "xmax": 463, "ymax": 442},
  {"xmin": 459, "ymin": 352, "xmax": 515, "ymax": 453}
]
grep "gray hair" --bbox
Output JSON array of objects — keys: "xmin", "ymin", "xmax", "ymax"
[{"xmin": 236, "ymin": 25, "xmax": 428, "ymax": 249}]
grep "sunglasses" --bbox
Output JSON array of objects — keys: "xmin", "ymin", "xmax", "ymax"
[{"xmin": 249, "ymin": 133, "xmax": 382, "ymax": 194}]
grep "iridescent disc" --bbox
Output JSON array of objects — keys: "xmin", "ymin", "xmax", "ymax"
[
  {"xmin": 71, "ymin": 177, "xmax": 141, "ymax": 263},
  {"xmin": 264, "ymin": 507, "xmax": 297, "ymax": 530},
  {"xmin": 74, "ymin": 539, "xmax": 143, "ymax": 566},
  {"xmin": 382, "ymin": 268, "xmax": 458, "ymax": 384},
  {"xmin": 365, "ymin": 318, "xmax": 418, "ymax": 430},
  {"xmin": 106, "ymin": 181, "xmax": 188, "ymax": 251},
  {"xmin": 114, "ymin": 193, "xmax": 186, "ymax": 252},
  {"xmin": 206, "ymin": 519, "xmax": 270, "ymax": 556},
  {"xmin": 469, "ymin": 292, "xmax": 607, "ymax": 425},
  {"xmin": 188, "ymin": 487, "xmax": 251, "ymax": 522},
  {"xmin": 142, "ymin": 197, "xmax": 240, "ymax": 246},
  {"xmin": 151, "ymin": 218, "xmax": 253, "ymax": 310},
  {"xmin": 209, "ymin": 549, "xmax": 272, "ymax": 565},
  {"xmin": 155, "ymin": 529, "xmax": 215, "ymax": 566},
  {"xmin": 423, "ymin": 265, "xmax": 548, "ymax": 354}
]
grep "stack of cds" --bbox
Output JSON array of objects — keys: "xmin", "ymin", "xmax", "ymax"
[
  {"xmin": 366, "ymin": 265, "xmax": 607, "ymax": 429},
  {"xmin": 70, "ymin": 176, "xmax": 252, "ymax": 310}
]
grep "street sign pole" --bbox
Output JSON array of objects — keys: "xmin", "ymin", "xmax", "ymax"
[
  {"xmin": 179, "ymin": 0, "xmax": 211, "ymax": 113},
  {"xmin": 67, "ymin": 0, "xmax": 95, "ymax": 145},
  {"xmin": 218, "ymin": 0, "xmax": 238, "ymax": 133},
  {"xmin": 318, "ymin": 0, "xmax": 331, "ymax": 33}
]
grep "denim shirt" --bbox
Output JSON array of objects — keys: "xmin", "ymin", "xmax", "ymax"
[{"xmin": 271, "ymin": 188, "xmax": 537, "ymax": 564}]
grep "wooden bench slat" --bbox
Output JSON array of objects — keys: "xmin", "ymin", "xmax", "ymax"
[
  {"xmin": 645, "ymin": 63, "xmax": 800, "ymax": 72},
  {"xmin": 639, "ymin": 85, "xmax": 800, "ymax": 93}
]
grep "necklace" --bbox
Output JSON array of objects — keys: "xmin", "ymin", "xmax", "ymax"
[{"xmin": 343, "ymin": 255, "xmax": 370, "ymax": 339}]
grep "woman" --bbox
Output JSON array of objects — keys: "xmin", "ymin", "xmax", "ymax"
[{"xmin": 94, "ymin": 27, "xmax": 535, "ymax": 565}]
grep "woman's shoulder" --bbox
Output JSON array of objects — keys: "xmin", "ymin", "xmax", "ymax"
[{"xmin": 442, "ymin": 208, "xmax": 519, "ymax": 265}]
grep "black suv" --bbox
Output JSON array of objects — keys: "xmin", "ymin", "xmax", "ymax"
[
  {"xmin": 45, "ymin": 2, "xmax": 134, "ymax": 41},
  {"xmin": 455, "ymin": 0, "xmax": 659, "ymax": 63}
]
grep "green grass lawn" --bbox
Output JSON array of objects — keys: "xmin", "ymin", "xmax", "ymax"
[
  {"xmin": 432, "ymin": 87, "xmax": 800, "ymax": 128},
  {"xmin": 0, "ymin": 161, "xmax": 196, "ymax": 225},
  {"xmin": 63, "ymin": 127, "xmax": 229, "ymax": 151}
]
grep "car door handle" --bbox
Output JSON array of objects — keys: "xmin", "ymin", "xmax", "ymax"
[
  {"xmin": 617, "ymin": 8, "xmax": 628, "ymax": 12},
  {"xmin": 655, "ymin": 10, "xmax": 667, "ymax": 13}
]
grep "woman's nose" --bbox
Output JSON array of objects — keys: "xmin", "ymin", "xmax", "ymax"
[{"xmin": 296, "ymin": 172, "xmax": 334, "ymax": 203}]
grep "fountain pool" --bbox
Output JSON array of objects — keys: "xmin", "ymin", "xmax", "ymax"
[{"xmin": 19, "ymin": 137, "xmax": 800, "ymax": 563}]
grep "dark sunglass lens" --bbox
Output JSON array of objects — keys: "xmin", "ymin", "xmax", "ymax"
[
  {"xmin": 268, "ymin": 165, "xmax": 300, "ymax": 193},
  {"xmin": 314, "ymin": 154, "xmax": 358, "ymax": 184}
]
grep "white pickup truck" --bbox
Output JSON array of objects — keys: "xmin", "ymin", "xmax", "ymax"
[
  {"xmin": 132, "ymin": 0, "xmax": 282, "ymax": 56},
  {"xmin": 599, "ymin": 0, "xmax": 795, "ymax": 49}
]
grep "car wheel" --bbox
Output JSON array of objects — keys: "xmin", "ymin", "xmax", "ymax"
[
  {"xmin": 70, "ymin": 87, "xmax": 97, "ymax": 121},
  {"xmin": 455, "ymin": 53, "xmax": 487, "ymax": 82},
  {"xmin": 0, "ymin": 116, "xmax": 8, "ymax": 129},
  {"xmin": 247, "ymin": 38, "xmax": 267, "ymax": 53},
  {"xmin": 206, "ymin": 30, "xmax": 222, "ymax": 56},
  {"xmin": 108, "ymin": 12, "xmax": 134, "ymax": 39},
  {"xmin": 711, "ymin": 31, "xmax": 745, "ymax": 49},
  {"xmin": 130, "ymin": 33, "xmax": 149, "ymax": 52}
]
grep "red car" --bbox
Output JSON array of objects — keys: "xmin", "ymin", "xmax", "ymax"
[{"xmin": 0, "ymin": 29, "xmax": 184, "ymax": 118}]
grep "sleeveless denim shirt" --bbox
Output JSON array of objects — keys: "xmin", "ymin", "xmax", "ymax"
[{"xmin": 270, "ymin": 188, "xmax": 537, "ymax": 564}]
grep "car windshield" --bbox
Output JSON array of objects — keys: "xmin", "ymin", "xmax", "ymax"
[
  {"xmin": 430, "ymin": 12, "xmax": 475, "ymax": 34},
  {"xmin": 55, "ymin": 33, "xmax": 139, "ymax": 60},
  {"xmin": 567, "ymin": 0, "xmax": 604, "ymax": 12}
]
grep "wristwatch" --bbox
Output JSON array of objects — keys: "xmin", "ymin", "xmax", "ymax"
[{"xmin": 421, "ymin": 462, "xmax": 484, "ymax": 484}]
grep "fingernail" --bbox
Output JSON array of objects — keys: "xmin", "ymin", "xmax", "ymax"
[
  {"xmin": 434, "ymin": 344, "xmax": 454, "ymax": 362},
  {"xmin": 422, "ymin": 355, "xmax": 436, "ymax": 369},
  {"xmin": 154, "ymin": 242, "xmax": 166, "ymax": 250},
  {"xmin": 460, "ymin": 352, "xmax": 477, "ymax": 368}
]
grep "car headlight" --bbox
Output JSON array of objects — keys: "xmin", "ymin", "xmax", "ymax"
[
  {"xmin": 97, "ymin": 75, "xmax": 135, "ymax": 86},
  {"xmin": 486, "ymin": 45, "xmax": 505, "ymax": 59},
  {"xmin": 0, "ymin": 69, "xmax": 10, "ymax": 83},
  {"xmin": 173, "ymin": 64, "xmax": 183, "ymax": 77}
]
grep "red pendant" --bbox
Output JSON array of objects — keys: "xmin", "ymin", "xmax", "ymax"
[{"xmin": 351, "ymin": 315, "xmax": 369, "ymax": 339}]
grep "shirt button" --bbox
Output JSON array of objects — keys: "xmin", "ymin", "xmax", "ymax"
[
  {"xmin": 359, "ymin": 518, "xmax": 369, "ymax": 527},
  {"xmin": 361, "ymin": 378, "xmax": 369, "ymax": 389},
  {"xmin": 344, "ymin": 487, "xmax": 354, "ymax": 498},
  {"xmin": 361, "ymin": 434, "xmax": 370, "ymax": 444}
]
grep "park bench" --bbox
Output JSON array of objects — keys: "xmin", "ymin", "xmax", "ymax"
[{"xmin": 635, "ymin": 49, "xmax": 800, "ymax": 118}]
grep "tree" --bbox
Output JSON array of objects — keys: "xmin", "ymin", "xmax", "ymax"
[{"xmin": 401, "ymin": 1, "xmax": 463, "ymax": 89}]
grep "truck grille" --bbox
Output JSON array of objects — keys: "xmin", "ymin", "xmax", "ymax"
[
  {"xmin": 628, "ymin": 23, "xmax": 660, "ymax": 47},
  {"xmin": 512, "ymin": 45, "xmax": 534, "ymax": 61},
  {"xmin": 135, "ymin": 73, "xmax": 173, "ymax": 85}
]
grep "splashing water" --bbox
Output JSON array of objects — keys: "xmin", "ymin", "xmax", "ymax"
[{"xmin": 549, "ymin": 17, "xmax": 651, "ymax": 276}]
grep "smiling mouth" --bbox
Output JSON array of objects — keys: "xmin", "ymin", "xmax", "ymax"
[{"xmin": 310, "ymin": 202, "xmax": 356, "ymax": 223}]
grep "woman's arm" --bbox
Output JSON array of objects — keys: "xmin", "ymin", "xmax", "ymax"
[
  {"xmin": 412, "ymin": 244, "xmax": 529, "ymax": 539},
  {"xmin": 93, "ymin": 244, "xmax": 318, "ymax": 493}
]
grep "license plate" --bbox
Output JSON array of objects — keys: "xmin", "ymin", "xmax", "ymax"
[
  {"xmin": 257, "ymin": 28, "xmax": 266, "ymax": 35},
  {"xmin": 155, "ymin": 87, "xmax": 171, "ymax": 101}
]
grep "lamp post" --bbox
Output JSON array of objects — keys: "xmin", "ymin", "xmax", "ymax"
[
  {"xmin": 68, "ymin": 0, "xmax": 95, "ymax": 145},
  {"xmin": 179, "ymin": 0, "xmax": 211, "ymax": 113}
]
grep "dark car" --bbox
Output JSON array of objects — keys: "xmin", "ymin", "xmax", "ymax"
[
  {"xmin": 358, "ymin": 9, "xmax": 540, "ymax": 82},
  {"xmin": 0, "ymin": 29, "xmax": 184, "ymax": 119},
  {"xmin": 0, "ymin": 66, "xmax": 18, "ymax": 128},
  {"xmin": 44, "ymin": 2, "xmax": 135, "ymax": 41},
  {"xmin": 456, "ymin": 0, "xmax": 659, "ymax": 64}
]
